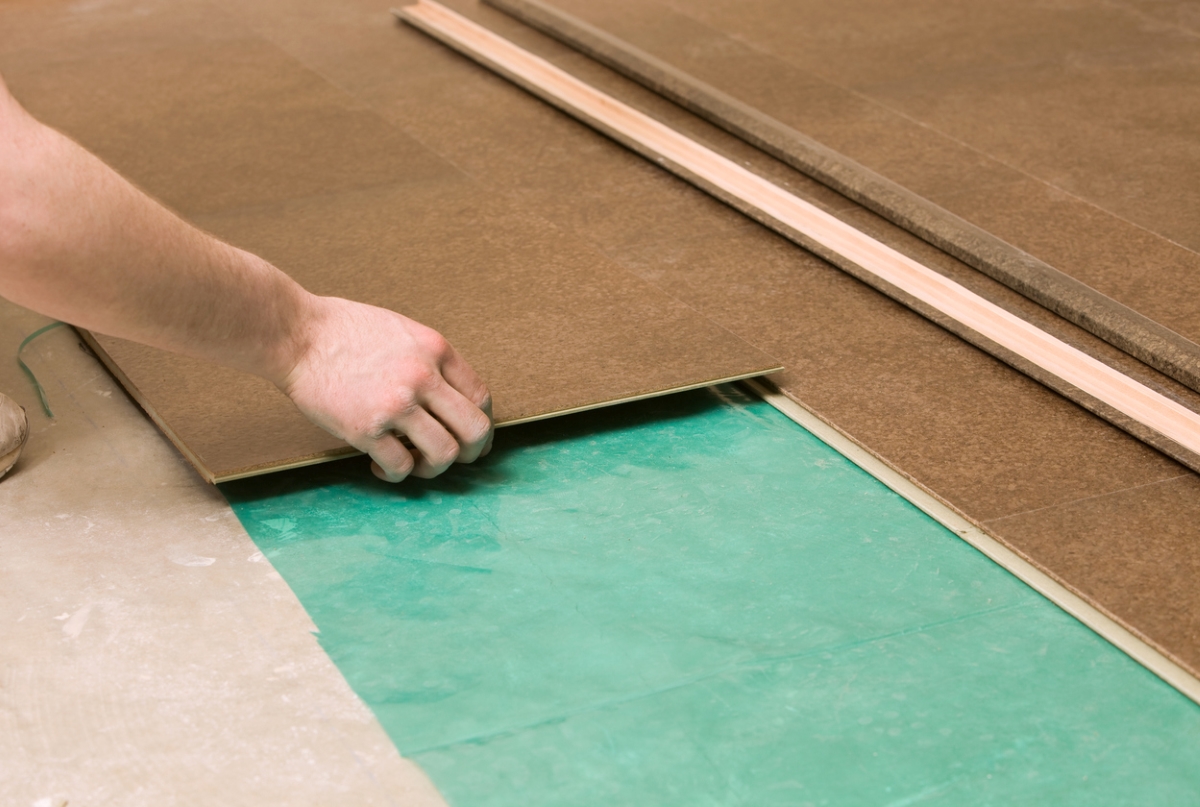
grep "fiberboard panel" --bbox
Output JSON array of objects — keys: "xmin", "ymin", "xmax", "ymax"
[
  {"xmin": 482, "ymin": 0, "xmax": 1200, "ymax": 396},
  {"xmin": 0, "ymin": 2, "xmax": 779, "ymax": 482},
  {"xmin": 397, "ymin": 0, "xmax": 1200, "ymax": 474},
  {"xmin": 84, "ymin": 178, "xmax": 782, "ymax": 481},
  {"xmin": 521, "ymin": 0, "xmax": 1200, "ymax": 352}
]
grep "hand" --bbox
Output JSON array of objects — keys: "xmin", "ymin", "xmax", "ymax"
[{"xmin": 280, "ymin": 295, "xmax": 493, "ymax": 482}]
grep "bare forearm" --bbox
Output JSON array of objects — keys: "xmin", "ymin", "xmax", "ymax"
[
  {"xmin": 0, "ymin": 74, "xmax": 493, "ymax": 483},
  {"xmin": 0, "ymin": 80, "xmax": 310, "ymax": 384}
]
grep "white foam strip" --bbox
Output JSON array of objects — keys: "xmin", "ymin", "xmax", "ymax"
[{"xmin": 744, "ymin": 378, "xmax": 1200, "ymax": 706}]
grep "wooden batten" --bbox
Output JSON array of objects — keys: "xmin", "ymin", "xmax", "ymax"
[
  {"xmin": 484, "ymin": 0, "xmax": 1200, "ymax": 398},
  {"xmin": 397, "ymin": 0, "xmax": 1200, "ymax": 474}
]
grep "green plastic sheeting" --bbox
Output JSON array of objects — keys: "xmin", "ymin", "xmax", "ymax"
[{"xmin": 223, "ymin": 386, "xmax": 1200, "ymax": 806}]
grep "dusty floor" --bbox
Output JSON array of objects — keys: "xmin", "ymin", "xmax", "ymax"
[{"xmin": 0, "ymin": 297, "xmax": 444, "ymax": 805}]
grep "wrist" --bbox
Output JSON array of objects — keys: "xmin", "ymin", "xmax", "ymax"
[{"xmin": 260, "ymin": 274, "xmax": 327, "ymax": 393}]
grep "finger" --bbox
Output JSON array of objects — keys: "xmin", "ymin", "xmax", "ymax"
[
  {"xmin": 360, "ymin": 432, "xmax": 415, "ymax": 483},
  {"xmin": 480, "ymin": 428, "xmax": 494, "ymax": 458},
  {"xmin": 439, "ymin": 345, "xmax": 492, "ymax": 412},
  {"xmin": 392, "ymin": 405, "xmax": 461, "ymax": 479},
  {"xmin": 423, "ymin": 381, "xmax": 493, "ymax": 464}
]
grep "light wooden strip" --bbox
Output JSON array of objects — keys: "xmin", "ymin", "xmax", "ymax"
[
  {"xmin": 485, "ymin": 0, "xmax": 1200, "ymax": 396},
  {"xmin": 743, "ymin": 377, "xmax": 1200, "ymax": 707},
  {"xmin": 400, "ymin": 0, "xmax": 1200, "ymax": 459}
]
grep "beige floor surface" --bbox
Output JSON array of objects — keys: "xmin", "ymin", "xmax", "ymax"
[{"xmin": 0, "ymin": 297, "xmax": 444, "ymax": 805}]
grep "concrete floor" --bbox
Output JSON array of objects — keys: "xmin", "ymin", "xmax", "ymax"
[{"xmin": 0, "ymin": 297, "xmax": 444, "ymax": 805}]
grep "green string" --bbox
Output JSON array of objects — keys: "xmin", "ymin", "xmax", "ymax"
[{"xmin": 17, "ymin": 321, "xmax": 66, "ymax": 419}]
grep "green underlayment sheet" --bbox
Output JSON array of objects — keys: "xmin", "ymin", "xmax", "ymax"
[{"xmin": 223, "ymin": 386, "xmax": 1200, "ymax": 805}]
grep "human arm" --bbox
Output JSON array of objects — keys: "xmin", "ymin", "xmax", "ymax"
[{"xmin": 0, "ymin": 74, "xmax": 492, "ymax": 481}]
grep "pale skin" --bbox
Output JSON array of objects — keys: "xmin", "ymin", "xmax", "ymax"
[{"xmin": 0, "ymin": 74, "xmax": 493, "ymax": 482}]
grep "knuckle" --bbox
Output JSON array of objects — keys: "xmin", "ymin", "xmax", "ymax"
[
  {"xmin": 360, "ymin": 418, "xmax": 393, "ymax": 441},
  {"xmin": 420, "ymin": 330, "xmax": 451, "ymax": 358},
  {"xmin": 464, "ymin": 413, "xmax": 492, "ymax": 446},
  {"xmin": 397, "ymin": 363, "xmax": 439, "ymax": 396},
  {"xmin": 381, "ymin": 451, "xmax": 414, "ymax": 481},
  {"xmin": 429, "ymin": 437, "xmax": 460, "ymax": 469},
  {"xmin": 385, "ymin": 390, "xmax": 421, "ymax": 421},
  {"xmin": 411, "ymin": 365, "xmax": 440, "ymax": 390},
  {"xmin": 396, "ymin": 447, "xmax": 416, "ymax": 470},
  {"xmin": 351, "ymin": 420, "xmax": 380, "ymax": 442}
]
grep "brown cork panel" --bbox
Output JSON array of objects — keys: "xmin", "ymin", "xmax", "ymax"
[
  {"xmin": 985, "ymin": 475, "xmax": 1200, "ymax": 673},
  {"xmin": 3, "ymin": 34, "xmax": 449, "ymax": 217},
  {"xmin": 0, "ymin": 0, "xmax": 244, "ymax": 66},
  {"xmin": 0, "ymin": 0, "xmax": 779, "ymax": 481},
  {"xmin": 935, "ymin": 178, "xmax": 1200, "ymax": 338},
  {"xmin": 206, "ymin": 0, "xmax": 1200, "ymax": 675},
  {"xmin": 478, "ymin": 0, "xmax": 1200, "ymax": 403},
  {"xmin": 88, "ymin": 180, "xmax": 781, "ymax": 478},
  {"xmin": 646, "ymin": 0, "xmax": 1200, "ymax": 253},
  {"xmin": 499, "ymin": 0, "xmax": 1022, "ymax": 211},
  {"xmin": 518, "ymin": 0, "xmax": 1200, "ymax": 349},
  {"xmin": 1116, "ymin": 0, "xmax": 1200, "ymax": 37},
  {"xmin": 82, "ymin": 333, "xmax": 354, "ymax": 482}
]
